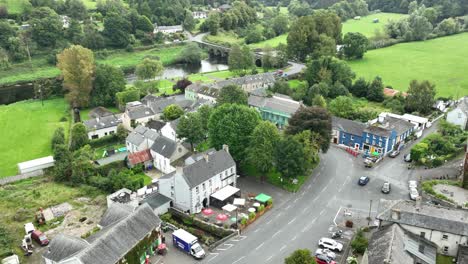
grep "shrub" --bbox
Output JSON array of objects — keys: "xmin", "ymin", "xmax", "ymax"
[
  {"xmin": 249, "ymin": 212, "xmax": 256, "ymax": 220},
  {"xmin": 351, "ymin": 229, "xmax": 368, "ymax": 254},
  {"xmin": 258, "ymin": 205, "xmax": 265, "ymax": 212},
  {"xmin": 59, "ymin": 116, "xmax": 68, "ymax": 122},
  {"xmin": 240, "ymin": 218, "xmax": 247, "ymax": 225},
  {"xmin": 266, "ymin": 199, "xmax": 273, "ymax": 206},
  {"xmin": 346, "ymin": 220, "xmax": 354, "ymax": 228}
]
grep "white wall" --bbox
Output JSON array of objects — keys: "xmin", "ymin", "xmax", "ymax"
[
  {"xmin": 161, "ymin": 124, "xmax": 177, "ymax": 142},
  {"xmin": 447, "ymin": 109, "xmax": 467, "ymax": 130},
  {"xmin": 173, "ymin": 173, "xmax": 191, "ymax": 212},
  {"xmin": 87, "ymin": 126, "xmax": 118, "ymax": 140},
  {"xmin": 153, "ymin": 201, "xmax": 171, "ymax": 216},
  {"xmin": 122, "ymin": 112, "xmax": 132, "ymax": 131},
  {"xmin": 151, "ymin": 150, "xmax": 176, "ymax": 174}
]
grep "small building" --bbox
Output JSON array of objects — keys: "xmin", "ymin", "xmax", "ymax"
[
  {"xmin": 127, "ymin": 149, "xmax": 153, "ymax": 169},
  {"xmin": 146, "ymin": 120, "xmax": 166, "ymax": 133},
  {"xmin": 161, "ymin": 119, "xmax": 180, "ymax": 142},
  {"xmin": 158, "ymin": 146, "xmax": 237, "ymax": 214},
  {"xmin": 43, "ymin": 203, "xmax": 162, "ymax": 264},
  {"xmin": 218, "ymin": 4, "xmax": 232, "ymax": 12},
  {"xmin": 154, "ymin": 25, "xmax": 183, "ymax": 34},
  {"xmin": 447, "ymin": 97, "xmax": 468, "ymax": 130},
  {"xmin": 126, "ymin": 125, "xmax": 160, "ymax": 153},
  {"xmin": 121, "ymin": 101, "xmax": 157, "ymax": 130},
  {"xmin": 432, "ymin": 100, "xmax": 447, "ymax": 112},
  {"xmin": 106, "ymin": 188, "xmax": 139, "ymax": 209},
  {"xmin": 192, "ymin": 11, "xmax": 207, "ymax": 19},
  {"xmin": 383, "ymin": 87, "xmax": 407, "ymax": 97},
  {"xmin": 141, "ymin": 192, "xmax": 172, "ymax": 216},
  {"xmin": 143, "ymin": 94, "xmax": 209, "ymax": 120},
  {"xmin": 18, "ymin": 156, "xmax": 55, "ymax": 174},
  {"xmin": 248, "ymin": 93, "xmax": 302, "ymax": 129},
  {"xmin": 88, "ymin": 106, "xmax": 115, "ymax": 119},
  {"xmin": 377, "ymin": 199, "xmax": 468, "ymax": 257},
  {"xmin": 150, "ymin": 135, "xmax": 189, "ymax": 174},
  {"xmin": 83, "ymin": 114, "xmax": 122, "ymax": 140}
]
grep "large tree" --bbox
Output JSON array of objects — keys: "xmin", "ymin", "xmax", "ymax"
[
  {"xmin": 247, "ymin": 121, "xmax": 281, "ymax": 173},
  {"xmin": 57, "ymin": 45, "xmax": 95, "ymax": 108},
  {"xmin": 91, "ymin": 64, "xmax": 126, "ymax": 107},
  {"xmin": 206, "ymin": 12, "xmax": 220, "ymax": 35},
  {"xmin": 367, "ymin": 76, "xmax": 385, "ymax": 102},
  {"xmin": 198, "ymin": 104, "xmax": 212, "ymax": 132},
  {"xmin": 71, "ymin": 145, "xmax": 94, "ymax": 185},
  {"xmin": 65, "ymin": 0, "xmax": 87, "ymax": 20},
  {"xmin": 286, "ymin": 106, "xmax": 332, "ymax": 152},
  {"xmin": 102, "ymin": 12, "xmax": 132, "ymax": 48},
  {"xmin": 177, "ymin": 113, "xmax": 205, "ymax": 151},
  {"xmin": 53, "ymin": 144, "xmax": 73, "ymax": 182},
  {"xmin": 343, "ymin": 32, "xmax": 369, "ymax": 59},
  {"xmin": 329, "ymin": 96, "xmax": 356, "ymax": 119},
  {"xmin": 350, "ymin": 77, "xmax": 369, "ymax": 98},
  {"xmin": 217, "ymin": 85, "xmax": 248, "ymax": 105},
  {"xmin": 70, "ymin": 122, "xmax": 88, "ymax": 151},
  {"xmin": 285, "ymin": 249, "xmax": 316, "ymax": 264},
  {"xmin": 30, "ymin": 7, "xmax": 63, "ymax": 47},
  {"xmin": 405, "ymin": 80, "xmax": 436, "ymax": 114},
  {"xmin": 304, "ymin": 56, "xmax": 356, "ymax": 92},
  {"xmin": 275, "ymin": 137, "xmax": 306, "ymax": 179},
  {"xmin": 183, "ymin": 11, "xmax": 196, "ymax": 31},
  {"xmin": 163, "ymin": 104, "xmax": 184, "ymax": 121},
  {"xmin": 135, "ymin": 58, "xmax": 164, "ymax": 80},
  {"xmin": 176, "ymin": 42, "xmax": 203, "ymax": 65},
  {"xmin": 208, "ymin": 104, "xmax": 261, "ymax": 162}
]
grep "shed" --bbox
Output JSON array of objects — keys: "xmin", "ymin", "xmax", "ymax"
[
  {"xmin": 2, "ymin": 255, "xmax": 20, "ymax": 264},
  {"xmin": 141, "ymin": 193, "xmax": 172, "ymax": 216},
  {"xmin": 17, "ymin": 156, "xmax": 55, "ymax": 174}
]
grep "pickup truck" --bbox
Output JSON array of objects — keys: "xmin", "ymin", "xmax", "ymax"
[{"xmin": 172, "ymin": 229, "xmax": 206, "ymax": 259}]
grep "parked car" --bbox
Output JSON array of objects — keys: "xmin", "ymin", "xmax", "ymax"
[
  {"xmin": 315, "ymin": 255, "xmax": 336, "ymax": 264},
  {"xmin": 404, "ymin": 153, "xmax": 412, "ymax": 162},
  {"xmin": 315, "ymin": 248, "xmax": 337, "ymax": 260},
  {"xmin": 389, "ymin": 150, "xmax": 400, "ymax": 158},
  {"xmin": 318, "ymin": 238, "xmax": 343, "ymax": 252},
  {"xmin": 409, "ymin": 188, "xmax": 419, "ymax": 200},
  {"xmin": 408, "ymin": 180, "xmax": 418, "ymax": 190},
  {"xmin": 24, "ymin": 223, "xmax": 35, "ymax": 235},
  {"xmin": 381, "ymin": 182, "xmax": 391, "ymax": 194},
  {"xmin": 31, "ymin": 230, "xmax": 49, "ymax": 246},
  {"xmin": 358, "ymin": 176, "xmax": 370, "ymax": 186}
]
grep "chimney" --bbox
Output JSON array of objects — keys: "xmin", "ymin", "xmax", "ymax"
[
  {"xmin": 391, "ymin": 209, "xmax": 401, "ymax": 220},
  {"xmin": 176, "ymin": 166, "xmax": 183, "ymax": 176},
  {"xmin": 96, "ymin": 116, "xmax": 100, "ymax": 122},
  {"xmin": 415, "ymin": 196, "xmax": 422, "ymax": 211},
  {"xmin": 222, "ymin": 144, "xmax": 229, "ymax": 153},
  {"xmin": 203, "ymin": 153, "xmax": 209, "ymax": 162}
]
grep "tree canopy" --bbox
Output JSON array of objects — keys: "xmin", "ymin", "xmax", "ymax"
[
  {"xmin": 217, "ymin": 85, "xmax": 248, "ymax": 105},
  {"xmin": 343, "ymin": 32, "xmax": 369, "ymax": 59},
  {"xmin": 91, "ymin": 64, "xmax": 126, "ymax": 107},
  {"xmin": 163, "ymin": 104, "xmax": 184, "ymax": 121},
  {"xmin": 177, "ymin": 112, "xmax": 205, "ymax": 151},
  {"xmin": 135, "ymin": 58, "xmax": 164, "ymax": 80},
  {"xmin": 284, "ymin": 249, "xmax": 317, "ymax": 264},
  {"xmin": 247, "ymin": 121, "xmax": 281, "ymax": 173},
  {"xmin": 405, "ymin": 80, "xmax": 436, "ymax": 114}
]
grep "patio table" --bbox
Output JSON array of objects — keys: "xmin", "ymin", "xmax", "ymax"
[{"xmin": 248, "ymin": 207, "xmax": 256, "ymax": 213}]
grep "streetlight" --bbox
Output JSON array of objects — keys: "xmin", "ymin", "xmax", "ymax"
[{"xmin": 368, "ymin": 200, "xmax": 373, "ymax": 226}]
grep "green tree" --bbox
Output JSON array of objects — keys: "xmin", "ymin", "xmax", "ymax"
[
  {"xmin": 247, "ymin": 121, "xmax": 281, "ymax": 173},
  {"xmin": 217, "ymin": 85, "xmax": 248, "ymax": 105},
  {"xmin": 198, "ymin": 104, "xmax": 212, "ymax": 132},
  {"xmin": 275, "ymin": 136, "xmax": 306, "ymax": 179},
  {"xmin": 91, "ymin": 64, "xmax": 126, "ymax": 106},
  {"xmin": 434, "ymin": 18, "xmax": 460, "ymax": 36},
  {"xmin": 177, "ymin": 113, "xmax": 205, "ymax": 151},
  {"xmin": 65, "ymin": 0, "xmax": 87, "ymax": 20},
  {"xmin": 176, "ymin": 42, "xmax": 203, "ymax": 65},
  {"xmin": 304, "ymin": 56, "xmax": 356, "ymax": 91},
  {"xmin": 207, "ymin": 12, "xmax": 220, "ymax": 35},
  {"xmin": 51, "ymin": 127, "xmax": 65, "ymax": 149},
  {"xmin": 103, "ymin": 12, "xmax": 132, "ymax": 48},
  {"xmin": 411, "ymin": 142, "xmax": 429, "ymax": 161},
  {"xmin": 82, "ymin": 23, "xmax": 105, "ymax": 50},
  {"xmin": 0, "ymin": 21, "xmax": 16, "ymax": 49},
  {"xmin": 30, "ymin": 7, "xmax": 63, "ymax": 47},
  {"xmin": 276, "ymin": 43, "xmax": 289, "ymax": 67},
  {"xmin": 367, "ymin": 76, "xmax": 385, "ymax": 102},
  {"xmin": 208, "ymin": 104, "xmax": 261, "ymax": 162},
  {"xmin": 135, "ymin": 58, "xmax": 164, "ymax": 80},
  {"xmin": 116, "ymin": 124, "xmax": 128, "ymax": 141},
  {"xmin": 292, "ymin": 130, "xmax": 319, "ymax": 170},
  {"xmin": 350, "ymin": 77, "xmax": 369, "ymax": 98},
  {"xmin": 343, "ymin": 32, "xmax": 369, "ymax": 59},
  {"xmin": 57, "ymin": 45, "xmax": 95, "ymax": 108},
  {"xmin": 137, "ymin": 15, "xmax": 154, "ymax": 33},
  {"xmin": 228, "ymin": 44, "xmax": 243, "ymax": 73},
  {"xmin": 329, "ymin": 96, "xmax": 356, "ymax": 118},
  {"xmin": 312, "ymin": 94, "xmax": 327, "ymax": 108},
  {"xmin": 163, "ymin": 104, "xmax": 184, "ymax": 121},
  {"xmin": 285, "ymin": 249, "xmax": 316, "ymax": 264},
  {"xmin": 116, "ymin": 88, "xmax": 140, "ymax": 108},
  {"xmin": 70, "ymin": 122, "xmax": 88, "ymax": 151},
  {"xmin": 408, "ymin": 13, "xmax": 433, "ymax": 41},
  {"xmin": 272, "ymin": 13, "xmax": 289, "ymax": 35},
  {"xmin": 71, "ymin": 145, "xmax": 94, "ymax": 184},
  {"xmin": 351, "ymin": 229, "xmax": 369, "ymax": 254},
  {"xmin": 0, "ymin": 48, "xmax": 10, "ymax": 70},
  {"xmin": 405, "ymin": 80, "xmax": 436, "ymax": 114},
  {"xmin": 245, "ymin": 26, "xmax": 264, "ymax": 44},
  {"xmin": 53, "ymin": 144, "xmax": 73, "ymax": 182},
  {"xmin": 241, "ymin": 45, "xmax": 254, "ymax": 71},
  {"xmin": 262, "ymin": 45, "xmax": 276, "ymax": 71},
  {"xmin": 66, "ymin": 19, "xmax": 84, "ymax": 44},
  {"xmin": 286, "ymin": 106, "xmax": 332, "ymax": 152},
  {"xmin": 183, "ymin": 11, "xmax": 196, "ymax": 31}
]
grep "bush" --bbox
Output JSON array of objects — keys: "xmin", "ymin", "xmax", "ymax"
[
  {"xmin": 258, "ymin": 205, "xmax": 265, "ymax": 212},
  {"xmin": 266, "ymin": 199, "xmax": 273, "ymax": 206},
  {"xmin": 351, "ymin": 229, "xmax": 368, "ymax": 254},
  {"xmin": 60, "ymin": 116, "xmax": 68, "ymax": 122},
  {"xmin": 240, "ymin": 218, "xmax": 247, "ymax": 225},
  {"xmin": 249, "ymin": 212, "xmax": 256, "ymax": 220},
  {"xmin": 346, "ymin": 220, "xmax": 354, "ymax": 228},
  {"xmin": 87, "ymin": 134, "xmax": 119, "ymax": 148}
]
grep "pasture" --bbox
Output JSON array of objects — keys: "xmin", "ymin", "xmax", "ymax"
[{"xmin": 342, "ymin": 12, "xmax": 408, "ymax": 38}]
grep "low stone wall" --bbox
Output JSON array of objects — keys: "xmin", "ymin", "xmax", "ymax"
[
  {"xmin": 168, "ymin": 208, "xmax": 235, "ymax": 238},
  {"xmin": 0, "ymin": 170, "xmax": 44, "ymax": 186}
]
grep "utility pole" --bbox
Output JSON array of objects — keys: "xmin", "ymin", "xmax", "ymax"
[{"xmin": 368, "ymin": 199, "xmax": 373, "ymax": 226}]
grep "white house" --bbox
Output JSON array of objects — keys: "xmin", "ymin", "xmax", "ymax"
[
  {"xmin": 83, "ymin": 114, "xmax": 122, "ymax": 140},
  {"xmin": 161, "ymin": 119, "xmax": 180, "ymax": 142},
  {"xmin": 150, "ymin": 135, "xmax": 188, "ymax": 174},
  {"xmin": 377, "ymin": 199, "xmax": 468, "ymax": 257},
  {"xmin": 154, "ymin": 25, "xmax": 183, "ymax": 34},
  {"xmin": 447, "ymin": 97, "xmax": 468, "ymax": 130},
  {"xmin": 125, "ymin": 125, "xmax": 160, "ymax": 153},
  {"xmin": 121, "ymin": 101, "xmax": 157, "ymax": 131},
  {"xmin": 192, "ymin": 11, "xmax": 207, "ymax": 19},
  {"xmin": 158, "ymin": 146, "xmax": 237, "ymax": 214}
]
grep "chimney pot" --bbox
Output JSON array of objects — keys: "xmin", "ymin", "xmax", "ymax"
[
  {"xmin": 222, "ymin": 144, "xmax": 229, "ymax": 153},
  {"xmin": 203, "ymin": 153, "xmax": 209, "ymax": 162}
]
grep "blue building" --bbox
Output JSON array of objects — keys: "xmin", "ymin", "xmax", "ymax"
[{"xmin": 332, "ymin": 115, "xmax": 415, "ymax": 155}]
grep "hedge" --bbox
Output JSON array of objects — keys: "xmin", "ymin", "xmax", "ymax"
[{"xmin": 87, "ymin": 134, "xmax": 120, "ymax": 148}]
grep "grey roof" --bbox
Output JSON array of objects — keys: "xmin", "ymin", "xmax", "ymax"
[
  {"xmin": 457, "ymin": 245, "xmax": 468, "ymax": 264},
  {"xmin": 377, "ymin": 199, "xmax": 468, "ymax": 236},
  {"xmin": 88, "ymin": 107, "xmax": 114, "ymax": 119},
  {"xmin": 185, "ymin": 148, "xmax": 216, "ymax": 165},
  {"xmin": 180, "ymin": 149, "xmax": 235, "ymax": 188},
  {"xmin": 332, "ymin": 116, "xmax": 366, "ymax": 136},
  {"xmin": 151, "ymin": 136, "xmax": 177, "ymax": 158},
  {"xmin": 364, "ymin": 125, "xmax": 392, "ymax": 138},
  {"xmin": 457, "ymin": 97, "xmax": 468, "ymax": 115},
  {"xmin": 98, "ymin": 203, "xmax": 134, "ymax": 228},
  {"xmin": 158, "ymin": 25, "xmax": 183, "ymax": 31},
  {"xmin": 248, "ymin": 94, "xmax": 301, "ymax": 116},
  {"xmin": 169, "ymin": 118, "xmax": 180, "ymax": 131},
  {"xmin": 54, "ymin": 204, "xmax": 161, "ymax": 264},
  {"xmin": 142, "ymin": 193, "xmax": 172, "ymax": 210},
  {"xmin": 186, "ymin": 83, "xmax": 220, "ymax": 98},
  {"xmin": 148, "ymin": 97, "xmax": 197, "ymax": 114},
  {"xmin": 379, "ymin": 116, "xmax": 414, "ymax": 135},
  {"xmin": 127, "ymin": 105, "xmax": 155, "ymax": 120},
  {"xmin": 368, "ymin": 224, "xmax": 414, "ymax": 264},
  {"xmin": 146, "ymin": 120, "xmax": 166, "ymax": 131},
  {"xmin": 126, "ymin": 125, "xmax": 160, "ymax": 146},
  {"xmin": 43, "ymin": 234, "xmax": 88, "ymax": 262},
  {"xmin": 141, "ymin": 94, "xmax": 160, "ymax": 105},
  {"xmin": 126, "ymin": 131, "xmax": 145, "ymax": 146},
  {"xmin": 84, "ymin": 114, "xmax": 121, "ymax": 131}
]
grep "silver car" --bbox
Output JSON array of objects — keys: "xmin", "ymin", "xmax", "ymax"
[{"xmin": 315, "ymin": 248, "xmax": 337, "ymax": 260}]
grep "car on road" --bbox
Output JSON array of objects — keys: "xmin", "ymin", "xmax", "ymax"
[
  {"xmin": 409, "ymin": 188, "xmax": 419, "ymax": 200},
  {"xmin": 315, "ymin": 248, "xmax": 337, "ymax": 260},
  {"xmin": 404, "ymin": 153, "xmax": 412, "ymax": 162},
  {"xmin": 381, "ymin": 182, "xmax": 391, "ymax": 194},
  {"xmin": 358, "ymin": 176, "xmax": 370, "ymax": 186},
  {"xmin": 318, "ymin": 238, "xmax": 343, "ymax": 252},
  {"xmin": 408, "ymin": 180, "xmax": 418, "ymax": 190},
  {"xmin": 389, "ymin": 150, "xmax": 400, "ymax": 158},
  {"xmin": 31, "ymin": 230, "xmax": 49, "ymax": 246},
  {"xmin": 315, "ymin": 255, "xmax": 336, "ymax": 264}
]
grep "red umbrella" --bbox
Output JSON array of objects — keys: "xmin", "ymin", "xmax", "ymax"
[
  {"xmin": 202, "ymin": 208, "xmax": 214, "ymax": 216},
  {"xmin": 158, "ymin": 243, "xmax": 167, "ymax": 250},
  {"xmin": 216, "ymin": 214, "xmax": 228, "ymax": 221}
]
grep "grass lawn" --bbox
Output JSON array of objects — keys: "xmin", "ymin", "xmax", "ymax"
[
  {"xmin": 134, "ymin": 172, "xmax": 153, "ymax": 186},
  {"xmin": 249, "ymin": 34, "xmax": 288, "ymax": 49},
  {"xmin": 436, "ymin": 254, "xmax": 455, "ymax": 264},
  {"xmin": 265, "ymin": 6, "xmax": 289, "ymax": 14},
  {"xmin": 80, "ymin": 106, "xmax": 120, "ymax": 121},
  {"xmin": 205, "ymin": 70, "xmax": 236, "ymax": 79},
  {"xmin": 0, "ymin": 0, "xmax": 30, "ymax": 14},
  {"xmin": 342, "ymin": 12, "xmax": 408, "ymax": 38},
  {"xmin": 347, "ymin": 33, "xmax": 468, "ymax": 98},
  {"xmin": 187, "ymin": 73, "xmax": 215, "ymax": 83},
  {"xmin": 0, "ymin": 177, "xmax": 103, "ymax": 258},
  {"xmin": 204, "ymin": 31, "xmax": 245, "ymax": 46},
  {"xmin": 350, "ymin": 97, "xmax": 391, "ymax": 113},
  {"xmin": 82, "ymin": 0, "xmax": 97, "ymax": 9},
  {"xmin": 158, "ymin": 79, "xmax": 177, "ymax": 95},
  {"xmin": 0, "ymin": 98, "xmax": 70, "ymax": 178},
  {"xmin": 192, "ymin": 18, "xmax": 206, "ymax": 35},
  {"xmin": 0, "ymin": 46, "xmax": 185, "ymax": 85},
  {"xmin": 288, "ymin": 79, "xmax": 307, "ymax": 89},
  {"xmin": 93, "ymin": 143, "xmax": 125, "ymax": 160}
]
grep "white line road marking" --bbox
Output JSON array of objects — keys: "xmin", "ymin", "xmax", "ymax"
[
  {"xmin": 266, "ymin": 255, "xmax": 273, "ymax": 262},
  {"xmin": 313, "ymin": 196, "xmax": 319, "ymax": 202},
  {"xmin": 293, "ymin": 198, "xmax": 299, "ymax": 203},
  {"xmin": 285, "ymin": 204, "xmax": 291, "ymax": 210},
  {"xmin": 302, "ymin": 207, "xmax": 308, "ymax": 213},
  {"xmin": 232, "ymin": 256, "xmax": 245, "ymax": 264},
  {"xmin": 300, "ymin": 191, "xmax": 305, "ymax": 196},
  {"xmin": 217, "ymin": 243, "xmax": 233, "ymax": 251},
  {"xmin": 232, "ymin": 235, "xmax": 247, "ymax": 241},
  {"xmin": 280, "ymin": 245, "xmax": 286, "ymax": 251},
  {"xmin": 307, "ymin": 184, "xmax": 312, "ymax": 190},
  {"xmin": 255, "ymin": 242, "xmax": 265, "ymax": 251},
  {"xmin": 288, "ymin": 217, "xmax": 296, "ymax": 225},
  {"xmin": 333, "ymin": 206, "xmax": 342, "ymax": 226},
  {"xmin": 292, "ymin": 234, "xmax": 298, "ymax": 241},
  {"xmin": 338, "ymin": 186, "xmax": 343, "ymax": 193},
  {"xmin": 254, "ymin": 229, "xmax": 260, "ymax": 233},
  {"xmin": 320, "ymin": 209, "xmax": 325, "ymax": 216},
  {"xmin": 273, "ymin": 230, "xmax": 282, "ymax": 237},
  {"xmin": 341, "ymin": 181, "xmax": 346, "ymax": 187},
  {"xmin": 207, "ymin": 253, "xmax": 219, "ymax": 262},
  {"xmin": 266, "ymin": 219, "xmax": 273, "ymax": 224}
]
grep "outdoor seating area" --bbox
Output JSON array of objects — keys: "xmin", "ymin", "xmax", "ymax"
[{"xmin": 196, "ymin": 192, "xmax": 273, "ymax": 229}]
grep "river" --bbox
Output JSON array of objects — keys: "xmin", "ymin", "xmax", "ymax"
[{"xmin": 0, "ymin": 58, "xmax": 228, "ymax": 105}]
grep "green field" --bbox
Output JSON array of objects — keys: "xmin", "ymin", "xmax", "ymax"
[
  {"xmin": 0, "ymin": 46, "xmax": 185, "ymax": 85},
  {"xmin": 204, "ymin": 31, "xmax": 245, "ymax": 46},
  {"xmin": 347, "ymin": 33, "xmax": 468, "ymax": 98},
  {"xmin": 342, "ymin": 12, "xmax": 407, "ymax": 38},
  {"xmin": 249, "ymin": 34, "xmax": 288, "ymax": 49},
  {"xmin": 82, "ymin": 0, "xmax": 97, "ymax": 9},
  {"xmin": 0, "ymin": 98, "xmax": 70, "ymax": 177},
  {"xmin": 0, "ymin": 0, "xmax": 31, "ymax": 14}
]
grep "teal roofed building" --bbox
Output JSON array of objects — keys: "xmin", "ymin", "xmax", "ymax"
[{"xmin": 248, "ymin": 93, "xmax": 302, "ymax": 128}]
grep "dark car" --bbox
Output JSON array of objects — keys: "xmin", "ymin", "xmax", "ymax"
[
  {"xmin": 389, "ymin": 150, "xmax": 400, "ymax": 158},
  {"xmin": 358, "ymin": 176, "xmax": 370, "ymax": 186},
  {"xmin": 381, "ymin": 182, "xmax": 391, "ymax": 194},
  {"xmin": 31, "ymin": 230, "xmax": 49, "ymax": 246}
]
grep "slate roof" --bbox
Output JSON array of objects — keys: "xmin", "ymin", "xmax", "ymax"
[
  {"xmin": 180, "ymin": 149, "xmax": 235, "ymax": 188},
  {"xmin": 43, "ymin": 234, "xmax": 88, "ymax": 262},
  {"xmin": 151, "ymin": 136, "xmax": 177, "ymax": 158},
  {"xmin": 368, "ymin": 224, "xmax": 414, "ymax": 264},
  {"xmin": 158, "ymin": 25, "xmax": 183, "ymax": 31},
  {"xmin": 169, "ymin": 118, "xmax": 180, "ymax": 131},
  {"xmin": 185, "ymin": 148, "xmax": 216, "ymax": 165},
  {"xmin": 128, "ymin": 149, "xmax": 153, "ymax": 165},
  {"xmin": 382, "ymin": 116, "xmax": 414, "ymax": 135},
  {"xmin": 146, "ymin": 120, "xmax": 166, "ymax": 131},
  {"xmin": 332, "ymin": 116, "xmax": 366, "ymax": 136},
  {"xmin": 457, "ymin": 97, "xmax": 468, "ymax": 115},
  {"xmin": 126, "ymin": 125, "xmax": 160, "ymax": 146},
  {"xmin": 457, "ymin": 245, "xmax": 468, "ymax": 264},
  {"xmin": 377, "ymin": 199, "xmax": 468, "ymax": 236},
  {"xmin": 126, "ymin": 105, "xmax": 155, "ymax": 120},
  {"xmin": 88, "ymin": 107, "xmax": 114, "ymax": 119},
  {"xmin": 365, "ymin": 125, "xmax": 392, "ymax": 138},
  {"xmin": 248, "ymin": 94, "xmax": 301, "ymax": 115},
  {"xmin": 84, "ymin": 114, "xmax": 122, "ymax": 131},
  {"xmin": 98, "ymin": 203, "xmax": 134, "ymax": 228},
  {"xmin": 141, "ymin": 193, "xmax": 172, "ymax": 210},
  {"xmin": 148, "ymin": 97, "xmax": 197, "ymax": 114}
]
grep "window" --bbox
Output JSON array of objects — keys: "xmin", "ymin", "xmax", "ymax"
[
  {"xmin": 230, "ymin": 168, "xmax": 234, "ymax": 174},
  {"xmin": 418, "ymin": 244, "xmax": 425, "ymax": 253},
  {"xmin": 209, "ymin": 179, "xmax": 212, "ymax": 186},
  {"xmin": 196, "ymin": 187, "xmax": 199, "ymax": 194},
  {"xmin": 202, "ymin": 183, "xmax": 205, "ymax": 191},
  {"xmin": 443, "ymin": 246, "xmax": 449, "ymax": 252},
  {"xmin": 350, "ymin": 135, "xmax": 354, "ymax": 140},
  {"xmin": 343, "ymin": 134, "xmax": 346, "ymax": 138},
  {"xmin": 442, "ymin": 234, "xmax": 449, "ymax": 240},
  {"xmin": 420, "ymin": 232, "xmax": 425, "ymax": 238},
  {"xmin": 366, "ymin": 139, "xmax": 369, "ymax": 144}
]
